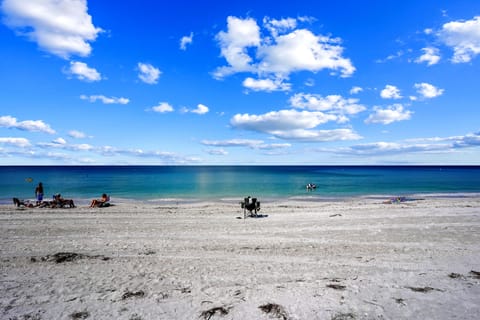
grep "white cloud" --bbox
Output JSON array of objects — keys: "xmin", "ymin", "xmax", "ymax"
[
  {"xmin": 424, "ymin": 28, "xmax": 434, "ymax": 35},
  {"xmin": 53, "ymin": 137, "xmax": 67, "ymax": 145},
  {"xmin": 213, "ymin": 16, "xmax": 355, "ymax": 91},
  {"xmin": 263, "ymin": 16, "xmax": 297, "ymax": 37},
  {"xmin": 0, "ymin": 137, "xmax": 31, "ymax": 147},
  {"xmin": 201, "ymin": 139, "xmax": 291, "ymax": 150},
  {"xmin": 438, "ymin": 16, "xmax": 480, "ymax": 63},
  {"xmin": 202, "ymin": 139, "xmax": 264, "ymax": 148},
  {"xmin": 376, "ymin": 50, "xmax": 405, "ymax": 63},
  {"xmin": 0, "ymin": 115, "xmax": 55, "ymax": 134},
  {"xmin": 230, "ymin": 109, "xmax": 362, "ymax": 142},
  {"xmin": 80, "ymin": 94, "xmax": 129, "ymax": 104},
  {"xmin": 180, "ymin": 32, "xmax": 193, "ymax": 50},
  {"xmin": 365, "ymin": 104, "xmax": 412, "ymax": 125},
  {"xmin": 257, "ymin": 29, "xmax": 355, "ymax": 77},
  {"xmin": 214, "ymin": 16, "xmax": 260, "ymax": 77},
  {"xmin": 380, "ymin": 85, "xmax": 402, "ymax": 99},
  {"xmin": 243, "ymin": 77, "xmax": 291, "ymax": 92},
  {"xmin": 290, "ymin": 93, "xmax": 366, "ymax": 116},
  {"xmin": 151, "ymin": 102, "xmax": 174, "ymax": 113},
  {"xmin": 191, "ymin": 104, "xmax": 209, "ymax": 115},
  {"xmin": 415, "ymin": 47, "xmax": 441, "ymax": 66},
  {"xmin": 270, "ymin": 128, "xmax": 361, "ymax": 142},
  {"xmin": 138, "ymin": 62, "xmax": 161, "ymax": 84},
  {"xmin": 304, "ymin": 78, "xmax": 315, "ymax": 87},
  {"xmin": 68, "ymin": 130, "xmax": 87, "ymax": 139},
  {"xmin": 1, "ymin": 0, "xmax": 102, "ymax": 59},
  {"xmin": 350, "ymin": 86, "xmax": 363, "ymax": 94},
  {"xmin": 414, "ymin": 83, "xmax": 444, "ymax": 98},
  {"xmin": 334, "ymin": 131, "xmax": 480, "ymax": 156},
  {"xmin": 205, "ymin": 148, "xmax": 228, "ymax": 156},
  {"xmin": 231, "ymin": 109, "xmax": 336, "ymax": 132},
  {"xmin": 67, "ymin": 61, "xmax": 101, "ymax": 81}
]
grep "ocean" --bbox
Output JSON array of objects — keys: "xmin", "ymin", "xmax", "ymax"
[{"xmin": 1, "ymin": 166, "xmax": 480, "ymax": 204}]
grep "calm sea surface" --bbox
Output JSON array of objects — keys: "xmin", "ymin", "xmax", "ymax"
[{"xmin": 1, "ymin": 166, "xmax": 479, "ymax": 204}]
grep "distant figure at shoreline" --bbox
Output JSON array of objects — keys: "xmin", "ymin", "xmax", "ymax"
[
  {"xmin": 35, "ymin": 182, "xmax": 44, "ymax": 205},
  {"xmin": 90, "ymin": 193, "xmax": 110, "ymax": 208}
]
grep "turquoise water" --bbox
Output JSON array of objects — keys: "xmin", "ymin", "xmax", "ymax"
[{"xmin": 1, "ymin": 166, "xmax": 479, "ymax": 203}]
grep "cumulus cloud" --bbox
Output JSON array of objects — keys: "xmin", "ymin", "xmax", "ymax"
[
  {"xmin": 230, "ymin": 109, "xmax": 361, "ymax": 142},
  {"xmin": 257, "ymin": 29, "xmax": 355, "ymax": 76},
  {"xmin": 243, "ymin": 77, "xmax": 291, "ymax": 92},
  {"xmin": 438, "ymin": 16, "xmax": 480, "ymax": 63},
  {"xmin": 365, "ymin": 104, "xmax": 412, "ymax": 125},
  {"xmin": 213, "ymin": 16, "xmax": 355, "ymax": 92},
  {"xmin": 414, "ymin": 83, "xmax": 444, "ymax": 98},
  {"xmin": 1, "ymin": 0, "xmax": 102, "ymax": 59},
  {"xmin": 67, "ymin": 61, "xmax": 101, "ymax": 81},
  {"xmin": 181, "ymin": 104, "xmax": 210, "ymax": 115},
  {"xmin": 380, "ymin": 85, "xmax": 402, "ymax": 99},
  {"xmin": 415, "ymin": 47, "xmax": 441, "ymax": 66},
  {"xmin": 151, "ymin": 102, "xmax": 174, "ymax": 113},
  {"xmin": 180, "ymin": 32, "xmax": 193, "ymax": 50},
  {"xmin": 263, "ymin": 17, "xmax": 297, "ymax": 37},
  {"xmin": 289, "ymin": 93, "xmax": 366, "ymax": 116},
  {"xmin": 0, "ymin": 137, "xmax": 31, "ymax": 147},
  {"xmin": 231, "ymin": 109, "xmax": 336, "ymax": 132},
  {"xmin": 191, "ymin": 104, "xmax": 209, "ymax": 115},
  {"xmin": 53, "ymin": 137, "xmax": 67, "ymax": 145},
  {"xmin": 0, "ymin": 115, "xmax": 55, "ymax": 134},
  {"xmin": 138, "ymin": 62, "xmax": 161, "ymax": 84},
  {"xmin": 80, "ymin": 94, "xmax": 129, "ymax": 104},
  {"xmin": 350, "ymin": 86, "xmax": 363, "ymax": 94}
]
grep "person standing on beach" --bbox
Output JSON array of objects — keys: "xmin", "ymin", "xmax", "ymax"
[{"xmin": 35, "ymin": 182, "xmax": 44, "ymax": 205}]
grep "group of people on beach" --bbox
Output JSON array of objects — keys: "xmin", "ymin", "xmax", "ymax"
[{"xmin": 13, "ymin": 182, "xmax": 109, "ymax": 209}]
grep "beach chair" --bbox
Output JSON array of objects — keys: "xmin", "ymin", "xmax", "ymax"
[
  {"xmin": 98, "ymin": 196, "xmax": 111, "ymax": 207},
  {"xmin": 13, "ymin": 197, "xmax": 26, "ymax": 207},
  {"xmin": 13, "ymin": 198, "xmax": 34, "ymax": 208},
  {"xmin": 241, "ymin": 196, "xmax": 261, "ymax": 218},
  {"xmin": 52, "ymin": 194, "xmax": 75, "ymax": 208}
]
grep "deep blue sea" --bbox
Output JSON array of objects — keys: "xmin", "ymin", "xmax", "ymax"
[{"xmin": 1, "ymin": 166, "xmax": 479, "ymax": 204}]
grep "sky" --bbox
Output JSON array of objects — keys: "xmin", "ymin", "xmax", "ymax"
[{"xmin": 1, "ymin": 0, "xmax": 480, "ymax": 165}]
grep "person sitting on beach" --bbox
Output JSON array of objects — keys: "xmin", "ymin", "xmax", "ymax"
[
  {"xmin": 52, "ymin": 194, "xmax": 75, "ymax": 208},
  {"xmin": 90, "ymin": 193, "xmax": 110, "ymax": 208}
]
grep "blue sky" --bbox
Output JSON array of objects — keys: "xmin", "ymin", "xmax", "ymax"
[{"xmin": 1, "ymin": 0, "xmax": 480, "ymax": 165}]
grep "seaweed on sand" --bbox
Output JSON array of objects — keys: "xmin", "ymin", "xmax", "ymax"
[
  {"xmin": 258, "ymin": 303, "xmax": 289, "ymax": 320},
  {"xmin": 122, "ymin": 290, "xmax": 145, "ymax": 300},
  {"xmin": 200, "ymin": 306, "xmax": 230, "ymax": 319}
]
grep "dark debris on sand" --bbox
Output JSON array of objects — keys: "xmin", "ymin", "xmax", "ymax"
[
  {"xmin": 258, "ymin": 303, "xmax": 289, "ymax": 320},
  {"xmin": 406, "ymin": 286, "xmax": 443, "ymax": 293},
  {"xmin": 326, "ymin": 284, "xmax": 347, "ymax": 290},
  {"xmin": 121, "ymin": 290, "xmax": 145, "ymax": 300},
  {"xmin": 30, "ymin": 252, "xmax": 110, "ymax": 264},
  {"xmin": 70, "ymin": 311, "xmax": 89, "ymax": 319},
  {"xmin": 331, "ymin": 313, "xmax": 356, "ymax": 320},
  {"xmin": 200, "ymin": 306, "xmax": 230, "ymax": 319}
]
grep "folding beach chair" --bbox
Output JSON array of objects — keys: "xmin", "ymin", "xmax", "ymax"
[{"xmin": 241, "ymin": 196, "xmax": 261, "ymax": 219}]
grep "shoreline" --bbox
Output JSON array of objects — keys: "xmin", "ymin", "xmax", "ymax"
[{"xmin": 3, "ymin": 191, "xmax": 480, "ymax": 207}]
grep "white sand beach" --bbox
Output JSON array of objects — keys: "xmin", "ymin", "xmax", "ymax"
[{"xmin": 1, "ymin": 196, "xmax": 480, "ymax": 319}]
